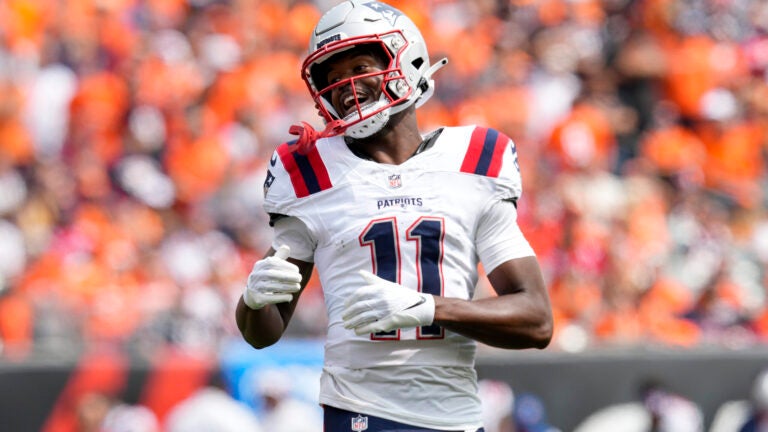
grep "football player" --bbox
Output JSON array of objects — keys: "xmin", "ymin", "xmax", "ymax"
[{"xmin": 236, "ymin": 1, "xmax": 553, "ymax": 431}]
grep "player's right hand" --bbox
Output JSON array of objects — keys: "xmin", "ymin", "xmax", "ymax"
[{"xmin": 243, "ymin": 245, "xmax": 302, "ymax": 310}]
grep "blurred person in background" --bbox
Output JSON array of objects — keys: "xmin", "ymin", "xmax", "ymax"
[
  {"xmin": 738, "ymin": 369, "xmax": 768, "ymax": 432},
  {"xmin": 254, "ymin": 368, "xmax": 322, "ymax": 432},
  {"xmin": 640, "ymin": 378, "xmax": 704, "ymax": 432},
  {"xmin": 573, "ymin": 378, "xmax": 702, "ymax": 432},
  {"xmin": 163, "ymin": 373, "xmax": 263, "ymax": 432},
  {"xmin": 478, "ymin": 379, "xmax": 516, "ymax": 432},
  {"xmin": 236, "ymin": 1, "xmax": 553, "ymax": 431},
  {"xmin": 75, "ymin": 392, "xmax": 113, "ymax": 432},
  {"xmin": 513, "ymin": 392, "xmax": 561, "ymax": 432},
  {"xmin": 75, "ymin": 392, "xmax": 159, "ymax": 432}
]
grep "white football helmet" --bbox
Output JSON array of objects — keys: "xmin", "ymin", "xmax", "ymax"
[{"xmin": 302, "ymin": 0, "xmax": 447, "ymax": 139}]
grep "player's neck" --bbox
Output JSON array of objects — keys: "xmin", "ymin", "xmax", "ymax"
[{"xmin": 346, "ymin": 109, "xmax": 422, "ymax": 165}]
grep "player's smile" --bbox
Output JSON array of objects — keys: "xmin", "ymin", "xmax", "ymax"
[
  {"xmin": 340, "ymin": 89, "xmax": 373, "ymax": 118},
  {"xmin": 325, "ymin": 49, "xmax": 387, "ymax": 118}
]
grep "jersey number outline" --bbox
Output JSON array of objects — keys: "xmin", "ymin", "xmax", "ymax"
[{"xmin": 359, "ymin": 217, "xmax": 445, "ymax": 340}]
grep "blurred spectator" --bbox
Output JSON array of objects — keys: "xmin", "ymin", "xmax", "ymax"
[
  {"xmin": 640, "ymin": 379, "xmax": 704, "ymax": 432},
  {"xmin": 75, "ymin": 392, "xmax": 159, "ymax": 432},
  {"xmin": 163, "ymin": 375, "xmax": 263, "ymax": 432},
  {"xmin": 514, "ymin": 392, "xmax": 561, "ymax": 432},
  {"xmin": 253, "ymin": 369, "xmax": 322, "ymax": 432},
  {"xmin": 573, "ymin": 378, "xmax": 704, "ymax": 432},
  {"xmin": 738, "ymin": 369, "xmax": 768, "ymax": 432},
  {"xmin": 478, "ymin": 379, "xmax": 516, "ymax": 432},
  {"xmin": 101, "ymin": 403, "xmax": 160, "ymax": 432},
  {"xmin": 0, "ymin": 216, "xmax": 32, "ymax": 358},
  {"xmin": 574, "ymin": 401, "xmax": 650, "ymax": 432}
]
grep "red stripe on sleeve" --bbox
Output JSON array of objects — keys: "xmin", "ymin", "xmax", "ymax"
[
  {"xmin": 277, "ymin": 143, "xmax": 310, "ymax": 198},
  {"xmin": 460, "ymin": 127, "xmax": 488, "ymax": 174}
]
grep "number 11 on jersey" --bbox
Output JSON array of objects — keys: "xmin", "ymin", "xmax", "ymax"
[{"xmin": 359, "ymin": 217, "xmax": 445, "ymax": 339}]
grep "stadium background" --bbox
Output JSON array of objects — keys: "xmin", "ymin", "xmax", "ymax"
[{"xmin": 0, "ymin": 0, "xmax": 767, "ymax": 430}]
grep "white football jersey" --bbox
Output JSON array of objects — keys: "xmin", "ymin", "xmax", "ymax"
[{"xmin": 262, "ymin": 125, "xmax": 524, "ymax": 429}]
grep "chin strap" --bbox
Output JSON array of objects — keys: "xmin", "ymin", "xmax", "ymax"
[{"xmin": 288, "ymin": 119, "xmax": 346, "ymax": 155}]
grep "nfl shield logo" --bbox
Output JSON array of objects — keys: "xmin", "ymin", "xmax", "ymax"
[
  {"xmin": 351, "ymin": 414, "xmax": 368, "ymax": 431},
  {"xmin": 388, "ymin": 174, "xmax": 402, "ymax": 189}
]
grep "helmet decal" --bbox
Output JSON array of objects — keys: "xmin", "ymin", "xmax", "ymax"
[
  {"xmin": 362, "ymin": 2, "xmax": 401, "ymax": 26},
  {"xmin": 316, "ymin": 34, "xmax": 341, "ymax": 50}
]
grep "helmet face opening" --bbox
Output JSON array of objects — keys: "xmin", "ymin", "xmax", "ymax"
[
  {"xmin": 308, "ymin": 42, "xmax": 392, "ymax": 94},
  {"xmin": 303, "ymin": 32, "xmax": 413, "ymax": 133}
]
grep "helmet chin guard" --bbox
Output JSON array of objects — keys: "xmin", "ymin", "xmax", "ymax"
[
  {"xmin": 341, "ymin": 97, "xmax": 392, "ymax": 139},
  {"xmin": 301, "ymin": 1, "xmax": 447, "ymax": 139}
]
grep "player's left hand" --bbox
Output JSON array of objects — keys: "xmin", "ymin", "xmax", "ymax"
[{"xmin": 342, "ymin": 270, "xmax": 435, "ymax": 335}]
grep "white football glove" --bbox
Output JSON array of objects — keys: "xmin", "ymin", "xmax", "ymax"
[
  {"xmin": 342, "ymin": 270, "xmax": 436, "ymax": 335},
  {"xmin": 243, "ymin": 245, "xmax": 302, "ymax": 310}
]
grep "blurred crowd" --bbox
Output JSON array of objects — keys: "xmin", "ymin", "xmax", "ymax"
[
  {"xmin": 1, "ymin": 0, "xmax": 767, "ymax": 360},
  {"xmin": 69, "ymin": 367, "xmax": 323, "ymax": 432}
]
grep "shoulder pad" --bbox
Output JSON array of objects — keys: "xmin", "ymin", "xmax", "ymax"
[
  {"xmin": 459, "ymin": 126, "xmax": 519, "ymax": 178},
  {"xmin": 271, "ymin": 140, "xmax": 333, "ymax": 199}
]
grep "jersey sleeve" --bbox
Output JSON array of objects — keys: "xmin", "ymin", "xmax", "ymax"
[
  {"xmin": 262, "ymin": 141, "xmax": 334, "ymax": 219},
  {"xmin": 262, "ymin": 145, "xmax": 296, "ymax": 217},
  {"xmin": 272, "ymin": 216, "xmax": 316, "ymax": 262},
  {"xmin": 457, "ymin": 126, "xmax": 523, "ymax": 201},
  {"xmin": 496, "ymin": 131, "xmax": 523, "ymax": 200},
  {"xmin": 454, "ymin": 126, "xmax": 529, "ymax": 272},
  {"xmin": 476, "ymin": 199, "xmax": 535, "ymax": 274}
]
